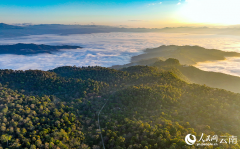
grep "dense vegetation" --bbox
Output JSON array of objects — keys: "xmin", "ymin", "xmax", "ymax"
[{"xmin": 0, "ymin": 60, "xmax": 240, "ymax": 148}]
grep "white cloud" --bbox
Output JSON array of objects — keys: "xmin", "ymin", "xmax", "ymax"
[
  {"xmin": 195, "ymin": 57, "xmax": 240, "ymax": 77},
  {"xmin": 0, "ymin": 32, "xmax": 240, "ymax": 78},
  {"xmin": 177, "ymin": 2, "xmax": 181, "ymax": 5},
  {"xmin": 148, "ymin": 3, "xmax": 155, "ymax": 6},
  {"xmin": 148, "ymin": 2, "xmax": 162, "ymax": 6}
]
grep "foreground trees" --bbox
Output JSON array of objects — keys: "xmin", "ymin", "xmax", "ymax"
[{"xmin": 0, "ymin": 62, "xmax": 239, "ymax": 148}]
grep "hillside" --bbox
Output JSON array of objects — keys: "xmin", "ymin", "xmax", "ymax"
[
  {"xmin": 178, "ymin": 65, "xmax": 240, "ymax": 93},
  {"xmin": 148, "ymin": 59, "xmax": 240, "ymax": 93},
  {"xmin": 0, "ymin": 65, "xmax": 239, "ymax": 148},
  {"xmin": 0, "ymin": 43, "xmax": 82, "ymax": 55}
]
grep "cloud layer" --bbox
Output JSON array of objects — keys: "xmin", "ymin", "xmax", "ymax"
[
  {"xmin": 0, "ymin": 32, "xmax": 240, "ymax": 77},
  {"xmin": 195, "ymin": 57, "xmax": 240, "ymax": 77}
]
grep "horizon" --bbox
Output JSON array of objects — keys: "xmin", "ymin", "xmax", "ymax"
[
  {"xmin": 2, "ymin": 0, "xmax": 240, "ymax": 28},
  {"xmin": 1, "ymin": 22, "xmax": 240, "ymax": 29}
]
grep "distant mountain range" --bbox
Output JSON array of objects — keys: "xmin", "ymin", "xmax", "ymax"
[
  {"xmin": 0, "ymin": 43, "xmax": 82, "ymax": 55},
  {"xmin": 1, "ymin": 23, "xmax": 240, "ymax": 38},
  {"xmin": 0, "ymin": 23, "xmax": 23, "ymax": 29},
  {"xmin": 131, "ymin": 45, "xmax": 240, "ymax": 65}
]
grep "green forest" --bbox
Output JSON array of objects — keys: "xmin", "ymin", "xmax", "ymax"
[{"xmin": 0, "ymin": 58, "xmax": 239, "ymax": 149}]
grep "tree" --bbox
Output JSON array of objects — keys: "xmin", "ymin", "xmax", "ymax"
[
  {"xmin": 30, "ymin": 144, "xmax": 36, "ymax": 149},
  {"xmin": 1, "ymin": 106, "xmax": 8, "ymax": 114},
  {"xmin": 165, "ymin": 58, "xmax": 180, "ymax": 65},
  {"xmin": 11, "ymin": 139, "xmax": 21, "ymax": 148},
  {"xmin": 35, "ymin": 139, "xmax": 42, "ymax": 147},
  {"xmin": 1, "ymin": 134, "xmax": 12, "ymax": 147}
]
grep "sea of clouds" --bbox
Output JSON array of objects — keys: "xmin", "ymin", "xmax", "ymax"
[
  {"xmin": 195, "ymin": 57, "xmax": 240, "ymax": 77},
  {"xmin": 0, "ymin": 32, "xmax": 240, "ymax": 77}
]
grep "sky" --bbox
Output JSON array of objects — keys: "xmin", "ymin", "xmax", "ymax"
[{"xmin": 1, "ymin": 0, "xmax": 239, "ymax": 28}]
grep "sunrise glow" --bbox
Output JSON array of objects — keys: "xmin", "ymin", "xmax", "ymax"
[{"xmin": 179, "ymin": 0, "xmax": 240, "ymax": 25}]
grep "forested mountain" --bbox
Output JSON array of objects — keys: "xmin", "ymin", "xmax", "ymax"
[{"xmin": 0, "ymin": 61, "xmax": 239, "ymax": 148}]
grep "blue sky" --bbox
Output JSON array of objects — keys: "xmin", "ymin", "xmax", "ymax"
[
  {"xmin": 0, "ymin": 0, "xmax": 185, "ymax": 27},
  {"xmin": 0, "ymin": 0, "xmax": 177, "ymax": 7},
  {"xmin": 1, "ymin": 0, "xmax": 238, "ymax": 27}
]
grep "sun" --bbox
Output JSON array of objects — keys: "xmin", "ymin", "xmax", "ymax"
[{"xmin": 179, "ymin": 0, "xmax": 240, "ymax": 25}]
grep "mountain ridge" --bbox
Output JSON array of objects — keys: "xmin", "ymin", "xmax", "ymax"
[{"xmin": 0, "ymin": 43, "xmax": 82, "ymax": 55}]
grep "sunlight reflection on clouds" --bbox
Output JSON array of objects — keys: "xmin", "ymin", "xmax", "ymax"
[{"xmin": 195, "ymin": 57, "xmax": 240, "ymax": 77}]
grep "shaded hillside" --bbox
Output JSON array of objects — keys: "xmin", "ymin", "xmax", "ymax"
[
  {"xmin": 131, "ymin": 45, "xmax": 240, "ymax": 65},
  {"xmin": 178, "ymin": 65, "xmax": 240, "ymax": 93},
  {"xmin": 0, "ymin": 43, "xmax": 82, "ymax": 55},
  {"xmin": 51, "ymin": 66, "xmax": 129, "ymax": 85},
  {"xmin": 112, "ymin": 58, "xmax": 162, "ymax": 69},
  {"xmin": 0, "ymin": 69, "xmax": 106, "ymax": 100}
]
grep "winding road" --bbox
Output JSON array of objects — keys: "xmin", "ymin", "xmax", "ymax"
[{"xmin": 98, "ymin": 99, "xmax": 108, "ymax": 149}]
